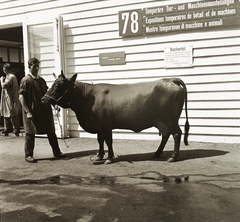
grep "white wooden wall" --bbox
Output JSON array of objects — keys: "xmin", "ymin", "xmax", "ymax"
[{"xmin": 0, "ymin": 0, "xmax": 239, "ymax": 143}]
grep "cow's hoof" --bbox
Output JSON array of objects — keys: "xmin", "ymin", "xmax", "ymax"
[
  {"xmin": 95, "ymin": 156, "xmax": 103, "ymax": 161},
  {"xmin": 104, "ymin": 159, "xmax": 113, "ymax": 164},
  {"xmin": 95, "ymin": 154, "xmax": 104, "ymax": 161},
  {"xmin": 153, "ymin": 152, "xmax": 163, "ymax": 158},
  {"xmin": 167, "ymin": 157, "xmax": 177, "ymax": 162}
]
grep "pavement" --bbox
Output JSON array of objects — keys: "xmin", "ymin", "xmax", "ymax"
[{"xmin": 0, "ymin": 132, "xmax": 240, "ymax": 222}]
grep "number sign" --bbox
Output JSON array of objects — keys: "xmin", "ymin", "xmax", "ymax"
[{"xmin": 118, "ymin": 9, "xmax": 142, "ymax": 36}]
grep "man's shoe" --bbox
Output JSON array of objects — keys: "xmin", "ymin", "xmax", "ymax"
[
  {"xmin": 14, "ymin": 131, "xmax": 20, "ymax": 136},
  {"xmin": 2, "ymin": 131, "xmax": 9, "ymax": 136},
  {"xmin": 25, "ymin": 156, "xmax": 37, "ymax": 163},
  {"xmin": 54, "ymin": 153, "xmax": 66, "ymax": 158}
]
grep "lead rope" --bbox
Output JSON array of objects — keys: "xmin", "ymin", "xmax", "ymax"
[{"xmin": 54, "ymin": 106, "xmax": 69, "ymax": 148}]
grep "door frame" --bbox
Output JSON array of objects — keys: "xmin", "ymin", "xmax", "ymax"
[{"xmin": 22, "ymin": 16, "xmax": 67, "ymax": 138}]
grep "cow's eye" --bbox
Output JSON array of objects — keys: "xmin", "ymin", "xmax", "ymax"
[{"xmin": 54, "ymin": 85, "xmax": 58, "ymax": 89}]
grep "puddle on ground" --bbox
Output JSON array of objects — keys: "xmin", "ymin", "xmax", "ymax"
[
  {"xmin": 0, "ymin": 175, "xmax": 115, "ymax": 186},
  {"xmin": 0, "ymin": 171, "xmax": 188, "ymax": 186},
  {"xmin": 0, "ymin": 172, "xmax": 239, "ymax": 189}
]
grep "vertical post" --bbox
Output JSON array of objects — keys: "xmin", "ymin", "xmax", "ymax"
[
  {"xmin": 54, "ymin": 16, "xmax": 68, "ymax": 138},
  {"xmin": 22, "ymin": 21, "xmax": 29, "ymax": 75}
]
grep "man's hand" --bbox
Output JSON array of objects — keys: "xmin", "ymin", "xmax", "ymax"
[
  {"xmin": 54, "ymin": 105, "xmax": 61, "ymax": 112},
  {"xmin": 54, "ymin": 105, "xmax": 61, "ymax": 116},
  {"xmin": 0, "ymin": 76, "xmax": 5, "ymax": 84},
  {"xmin": 26, "ymin": 111, "xmax": 33, "ymax": 119}
]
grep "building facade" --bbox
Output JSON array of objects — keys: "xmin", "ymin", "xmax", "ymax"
[{"xmin": 0, "ymin": 0, "xmax": 239, "ymax": 143}]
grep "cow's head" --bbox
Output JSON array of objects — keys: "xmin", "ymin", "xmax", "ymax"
[{"xmin": 42, "ymin": 71, "xmax": 77, "ymax": 108}]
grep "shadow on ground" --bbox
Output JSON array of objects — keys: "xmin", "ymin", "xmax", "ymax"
[
  {"xmin": 35, "ymin": 150, "xmax": 99, "ymax": 161},
  {"xmin": 34, "ymin": 148, "xmax": 229, "ymax": 163},
  {"xmin": 114, "ymin": 149, "xmax": 228, "ymax": 163}
]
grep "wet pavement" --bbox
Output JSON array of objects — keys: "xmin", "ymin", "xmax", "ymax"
[{"xmin": 0, "ymin": 134, "xmax": 240, "ymax": 222}]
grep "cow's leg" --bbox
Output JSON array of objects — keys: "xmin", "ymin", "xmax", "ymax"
[
  {"xmin": 103, "ymin": 130, "xmax": 114, "ymax": 164},
  {"xmin": 168, "ymin": 124, "xmax": 182, "ymax": 162},
  {"xmin": 154, "ymin": 132, "xmax": 171, "ymax": 158},
  {"xmin": 154, "ymin": 122, "xmax": 170, "ymax": 157},
  {"xmin": 96, "ymin": 132, "xmax": 105, "ymax": 161}
]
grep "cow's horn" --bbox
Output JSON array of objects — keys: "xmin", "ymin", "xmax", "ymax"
[{"xmin": 61, "ymin": 70, "xmax": 66, "ymax": 79}]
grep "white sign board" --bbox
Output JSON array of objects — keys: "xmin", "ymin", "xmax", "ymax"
[{"xmin": 164, "ymin": 45, "xmax": 193, "ymax": 68}]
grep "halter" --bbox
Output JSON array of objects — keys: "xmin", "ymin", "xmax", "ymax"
[
  {"xmin": 44, "ymin": 85, "xmax": 73, "ymax": 105},
  {"xmin": 44, "ymin": 85, "xmax": 73, "ymax": 149}
]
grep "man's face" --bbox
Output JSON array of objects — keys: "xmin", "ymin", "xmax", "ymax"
[
  {"xmin": 3, "ymin": 67, "xmax": 7, "ymax": 74},
  {"xmin": 29, "ymin": 63, "xmax": 40, "ymax": 76}
]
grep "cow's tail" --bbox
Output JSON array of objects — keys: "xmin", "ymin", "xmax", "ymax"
[{"xmin": 173, "ymin": 78, "xmax": 190, "ymax": 146}]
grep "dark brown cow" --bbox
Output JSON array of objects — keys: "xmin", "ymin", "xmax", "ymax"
[{"xmin": 42, "ymin": 72, "xmax": 189, "ymax": 164}]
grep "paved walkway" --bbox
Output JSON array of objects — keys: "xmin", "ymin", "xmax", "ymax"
[{"xmin": 0, "ymin": 135, "xmax": 240, "ymax": 222}]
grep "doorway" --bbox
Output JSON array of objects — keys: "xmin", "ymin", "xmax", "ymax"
[
  {"xmin": 0, "ymin": 18, "xmax": 66, "ymax": 137},
  {"xmin": 0, "ymin": 26, "xmax": 24, "ymax": 130}
]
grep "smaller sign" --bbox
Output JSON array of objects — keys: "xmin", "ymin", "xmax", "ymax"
[
  {"xmin": 99, "ymin": 51, "xmax": 126, "ymax": 66},
  {"xmin": 164, "ymin": 45, "xmax": 193, "ymax": 68}
]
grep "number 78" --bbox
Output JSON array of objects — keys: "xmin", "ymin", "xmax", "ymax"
[{"xmin": 120, "ymin": 11, "xmax": 140, "ymax": 35}]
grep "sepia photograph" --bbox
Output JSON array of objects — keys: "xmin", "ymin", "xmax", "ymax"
[{"xmin": 0, "ymin": 0, "xmax": 240, "ymax": 221}]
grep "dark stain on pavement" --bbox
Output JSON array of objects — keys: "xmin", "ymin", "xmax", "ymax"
[
  {"xmin": 0, "ymin": 172, "xmax": 238, "ymax": 187},
  {"xmin": 1, "ymin": 173, "xmax": 240, "ymax": 222}
]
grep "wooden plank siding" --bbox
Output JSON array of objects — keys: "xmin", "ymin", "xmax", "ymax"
[
  {"xmin": 63, "ymin": 1, "xmax": 240, "ymax": 143},
  {"xmin": 0, "ymin": 0, "xmax": 239, "ymax": 143}
]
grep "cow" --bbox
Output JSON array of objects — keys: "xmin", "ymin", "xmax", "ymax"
[{"xmin": 42, "ymin": 71, "xmax": 189, "ymax": 164}]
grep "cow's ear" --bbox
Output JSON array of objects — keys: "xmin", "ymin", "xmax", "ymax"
[
  {"xmin": 70, "ymin": 73, "xmax": 77, "ymax": 83},
  {"xmin": 53, "ymin": 73, "xmax": 57, "ymax": 79}
]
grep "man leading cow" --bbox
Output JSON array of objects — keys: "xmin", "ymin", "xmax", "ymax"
[{"xmin": 42, "ymin": 71, "xmax": 189, "ymax": 164}]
